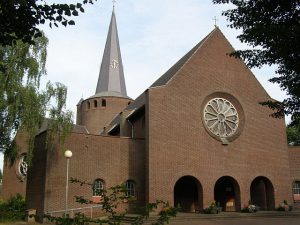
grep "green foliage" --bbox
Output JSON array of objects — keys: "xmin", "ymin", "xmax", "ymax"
[
  {"xmin": 213, "ymin": 0, "xmax": 300, "ymax": 118},
  {"xmin": 46, "ymin": 179, "xmax": 179, "ymax": 225},
  {"xmin": 203, "ymin": 201, "xmax": 222, "ymax": 214},
  {"xmin": 45, "ymin": 213, "xmax": 89, "ymax": 225},
  {"xmin": 0, "ymin": 0, "xmax": 97, "ymax": 46},
  {"xmin": 277, "ymin": 200, "xmax": 293, "ymax": 211},
  {"xmin": 0, "ymin": 194, "xmax": 26, "ymax": 222},
  {"xmin": 0, "ymin": 33, "xmax": 73, "ymax": 164},
  {"xmin": 287, "ymin": 114, "xmax": 300, "ymax": 145}
]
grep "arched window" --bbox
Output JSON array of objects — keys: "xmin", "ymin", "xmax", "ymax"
[
  {"xmin": 293, "ymin": 181, "xmax": 300, "ymax": 202},
  {"xmin": 125, "ymin": 180, "xmax": 135, "ymax": 197},
  {"xmin": 94, "ymin": 100, "xmax": 98, "ymax": 108},
  {"xmin": 293, "ymin": 181, "xmax": 300, "ymax": 194},
  {"xmin": 93, "ymin": 179, "xmax": 105, "ymax": 196},
  {"xmin": 17, "ymin": 154, "xmax": 28, "ymax": 179},
  {"xmin": 87, "ymin": 101, "xmax": 91, "ymax": 109},
  {"xmin": 101, "ymin": 99, "xmax": 106, "ymax": 107}
]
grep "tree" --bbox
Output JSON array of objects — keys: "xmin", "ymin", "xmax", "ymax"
[
  {"xmin": 46, "ymin": 180, "xmax": 179, "ymax": 225},
  {"xmin": 213, "ymin": 0, "xmax": 300, "ymax": 117},
  {"xmin": 0, "ymin": 0, "xmax": 97, "ymax": 47},
  {"xmin": 0, "ymin": 33, "xmax": 73, "ymax": 164},
  {"xmin": 287, "ymin": 115, "xmax": 300, "ymax": 146}
]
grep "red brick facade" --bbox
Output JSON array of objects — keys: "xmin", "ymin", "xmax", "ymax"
[
  {"xmin": 145, "ymin": 29, "xmax": 293, "ymax": 211},
  {"xmin": 2, "ymin": 27, "xmax": 300, "ymax": 218},
  {"xmin": 77, "ymin": 96, "xmax": 132, "ymax": 134},
  {"xmin": 289, "ymin": 146, "xmax": 300, "ymax": 181},
  {"xmin": 2, "ymin": 132, "xmax": 28, "ymax": 200},
  {"xmin": 25, "ymin": 132, "xmax": 145, "ymax": 219}
]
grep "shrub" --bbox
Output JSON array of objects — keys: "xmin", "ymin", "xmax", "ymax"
[
  {"xmin": 203, "ymin": 201, "xmax": 222, "ymax": 214},
  {"xmin": 45, "ymin": 179, "xmax": 179, "ymax": 225},
  {"xmin": 0, "ymin": 194, "xmax": 26, "ymax": 222},
  {"xmin": 241, "ymin": 204, "xmax": 259, "ymax": 213},
  {"xmin": 277, "ymin": 200, "xmax": 293, "ymax": 211}
]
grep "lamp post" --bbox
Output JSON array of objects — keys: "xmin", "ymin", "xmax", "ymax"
[{"xmin": 64, "ymin": 150, "xmax": 72, "ymax": 216}]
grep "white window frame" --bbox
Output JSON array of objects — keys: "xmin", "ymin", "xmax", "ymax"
[
  {"xmin": 125, "ymin": 180, "xmax": 135, "ymax": 197},
  {"xmin": 93, "ymin": 179, "xmax": 105, "ymax": 196},
  {"xmin": 293, "ymin": 181, "xmax": 300, "ymax": 195}
]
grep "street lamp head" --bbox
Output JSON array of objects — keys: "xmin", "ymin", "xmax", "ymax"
[{"xmin": 64, "ymin": 150, "xmax": 73, "ymax": 158}]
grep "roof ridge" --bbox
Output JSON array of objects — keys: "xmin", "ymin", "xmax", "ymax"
[{"xmin": 150, "ymin": 27, "xmax": 218, "ymax": 88}]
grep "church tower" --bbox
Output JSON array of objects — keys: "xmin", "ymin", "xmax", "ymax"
[{"xmin": 76, "ymin": 9, "xmax": 131, "ymax": 134}]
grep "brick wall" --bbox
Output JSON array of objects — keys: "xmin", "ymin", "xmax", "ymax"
[
  {"xmin": 77, "ymin": 96, "xmax": 131, "ymax": 134},
  {"xmin": 26, "ymin": 132, "xmax": 145, "ymax": 216},
  {"xmin": 146, "ymin": 28, "xmax": 292, "ymax": 210},
  {"xmin": 26, "ymin": 132, "xmax": 48, "ymax": 221},
  {"xmin": 288, "ymin": 146, "xmax": 300, "ymax": 181},
  {"xmin": 1, "ymin": 132, "xmax": 28, "ymax": 200}
]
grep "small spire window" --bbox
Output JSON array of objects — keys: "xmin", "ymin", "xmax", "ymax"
[
  {"xmin": 87, "ymin": 101, "xmax": 91, "ymax": 109},
  {"xmin": 94, "ymin": 100, "xmax": 98, "ymax": 108},
  {"xmin": 102, "ymin": 99, "xmax": 107, "ymax": 107}
]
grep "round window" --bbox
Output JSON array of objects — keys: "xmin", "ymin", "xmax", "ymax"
[
  {"xmin": 203, "ymin": 98, "xmax": 239, "ymax": 138},
  {"xmin": 18, "ymin": 154, "xmax": 28, "ymax": 178}
]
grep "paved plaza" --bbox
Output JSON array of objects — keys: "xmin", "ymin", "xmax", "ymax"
[
  {"xmin": 169, "ymin": 217, "xmax": 300, "ymax": 225},
  {"xmin": 2, "ymin": 217, "xmax": 300, "ymax": 225}
]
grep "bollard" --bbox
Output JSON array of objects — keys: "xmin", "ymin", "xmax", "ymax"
[{"xmin": 25, "ymin": 209, "xmax": 36, "ymax": 223}]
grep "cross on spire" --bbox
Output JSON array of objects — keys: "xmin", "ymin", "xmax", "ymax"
[
  {"xmin": 112, "ymin": 0, "xmax": 116, "ymax": 8},
  {"xmin": 213, "ymin": 16, "xmax": 218, "ymax": 27}
]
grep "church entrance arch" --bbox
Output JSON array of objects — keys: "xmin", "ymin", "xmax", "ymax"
[
  {"xmin": 214, "ymin": 176, "xmax": 241, "ymax": 211},
  {"xmin": 174, "ymin": 176, "xmax": 203, "ymax": 212},
  {"xmin": 250, "ymin": 176, "xmax": 275, "ymax": 210}
]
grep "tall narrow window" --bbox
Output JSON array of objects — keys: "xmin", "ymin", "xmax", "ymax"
[
  {"xmin": 102, "ymin": 99, "xmax": 106, "ymax": 107},
  {"xmin": 293, "ymin": 181, "xmax": 300, "ymax": 195},
  {"xmin": 94, "ymin": 100, "xmax": 98, "ymax": 108},
  {"xmin": 125, "ymin": 180, "xmax": 135, "ymax": 197},
  {"xmin": 87, "ymin": 101, "xmax": 91, "ymax": 109},
  {"xmin": 93, "ymin": 179, "xmax": 105, "ymax": 196},
  {"xmin": 293, "ymin": 181, "xmax": 300, "ymax": 202}
]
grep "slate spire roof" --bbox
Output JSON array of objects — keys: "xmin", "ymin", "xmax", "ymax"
[{"xmin": 95, "ymin": 9, "xmax": 127, "ymax": 98}]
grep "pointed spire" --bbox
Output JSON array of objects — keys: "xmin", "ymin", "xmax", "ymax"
[{"xmin": 95, "ymin": 9, "xmax": 127, "ymax": 98}]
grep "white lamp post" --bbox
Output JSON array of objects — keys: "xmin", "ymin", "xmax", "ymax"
[{"xmin": 64, "ymin": 150, "xmax": 72, "ymax": 216}]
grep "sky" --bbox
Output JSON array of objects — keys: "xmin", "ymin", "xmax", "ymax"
[{"xmin": 0, "ymin": 0, "xmax": 288, "ymax": 171}]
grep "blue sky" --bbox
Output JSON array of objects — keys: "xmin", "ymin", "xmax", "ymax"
[{"xmin": 0, "ymin": 0, "xmax": 287, "ymax": 171}]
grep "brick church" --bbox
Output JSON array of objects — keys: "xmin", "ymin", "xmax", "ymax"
[{"xmin": 2, "ymin": 9, "xmax": 300, "ymax": 219}]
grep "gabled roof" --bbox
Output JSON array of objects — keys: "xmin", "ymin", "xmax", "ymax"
[
  {"xmin": 150, "ymin": 28, "xmax": 217, "ymax": 88},
  {"xmin": 103, "ymin": 28, "xmax": 218, "ymax": 130}
]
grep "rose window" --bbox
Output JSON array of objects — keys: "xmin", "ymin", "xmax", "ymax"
[
  {"xmin": 204, "ymin": 98, "xmax": 239, "ymax": 137},
  {"xmin": 18, "ymin": 155, "xmax": 28, "ymax": 177}
]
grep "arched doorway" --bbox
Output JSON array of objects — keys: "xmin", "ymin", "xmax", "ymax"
[
  {"xmin": 174, "ymin": 176, "xmax": 203, "ymax": 212},
  {"xmin": 250, "ymin": 176, "xmax": 275, "ymax": 210},
  {"xmin": 214, "ymin": 176, "xmax": 241, "ymax": 211}
]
